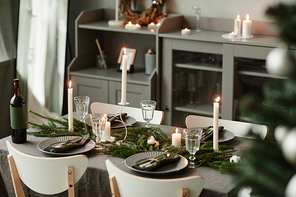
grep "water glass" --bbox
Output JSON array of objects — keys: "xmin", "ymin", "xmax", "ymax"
[
  {"xmin": 90, "ymin": 113, "xmax": 107, "ymax": 150},
  {"xmin": 183, "ymin": 128, "xmax": 202, "ymax": 168},
  {"xmin": 140, "ymin": 100, "xmax": 156, "ymax": 128},
  {"xmin": 74, "ymin": 96, "xmax": 90, "ymax": 122}
]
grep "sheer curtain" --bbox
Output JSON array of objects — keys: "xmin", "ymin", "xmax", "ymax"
[{"xmin": 17, "ymin": 0, "xmax": 68, "ymax": 124}]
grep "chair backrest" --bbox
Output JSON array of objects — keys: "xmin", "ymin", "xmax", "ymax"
[
  {"xmin": 91, "ymin": 102, "xmax": 164, "ymax": 125},
  {"xmin": 185, "ymin": 115, "xmax": 269, "ymax": 139},
  {"xmin": 105, "ymin": 159, "xmax": 204, "ymax": 197},
  {"xmin": 6, "ymin": 140, "xmax": 88, "ymax": 196}
]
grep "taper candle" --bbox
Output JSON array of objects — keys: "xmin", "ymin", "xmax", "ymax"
[
  {"xmin": 172, "ymin": 128, "xmax": 181, "ymax": 147},
  {"xmin": 68, "ymin": 81, "xmax": 73, "ymax": 132},
  {"xmin": 121, "ymin": 47, "xmax": 127, "ymax": 103},
  {"xmin": 213, "ymin": 96, "xmax": 220, "ymax": 151}
]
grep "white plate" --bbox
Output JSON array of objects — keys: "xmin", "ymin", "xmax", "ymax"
[
  {"xmin": 125, "ymin": 151, "xmax": 188, "ymax": 174},
  {"xmin": 37, "ymin": 136, "xmax": 95, "ymax": 156},
  {"xmin": 222, "ymin": 34, "xmax": 253, "ymax": 39},
  {"xmin": 85, "ymin": 115, "xmax": 136, "ymax": 129},
  {"xmin": 201, "ymin": 129, "xmax": 235, "ymax": 143}
]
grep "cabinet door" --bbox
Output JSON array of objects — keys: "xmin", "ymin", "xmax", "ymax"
[
  {"xmin": 71, "ymin": 76, "xmax": 108, "ymax": 104},
  {"xmin": 109, "ymin": 81, "xmax": 150, "ymax": 108}
]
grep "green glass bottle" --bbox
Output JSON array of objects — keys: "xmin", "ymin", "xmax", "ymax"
[{"xmin": 10, "ymin": 79, "xmax": 26, "ymax": 143}]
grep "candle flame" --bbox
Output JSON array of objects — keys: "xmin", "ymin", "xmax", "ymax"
[
  {"xmin": 157, "ymin": 23, "xmax": 160, "ymax": 26},
  {"xmin": 185, "ymin": 28, "xmax": 188, "ymax": 30},
  {"xmin": 151, "ymin": 22, "xmax": 155, "ymax": 25},
  {"xmin": 128, "ymin": 21, "xmax": 132, "ymax": 25},
  {"xmin": 136, "ymin": 23, "xmax": 140, "ymax": 26},
  {"xmin": 237, "ymin": 15, "xmax": 240, "ymax": 19},
  {"xmin": 69, "ymin": 80, "xmax": 72, "ymax": 88},
  {"xmin": 214, "ymin": 96, "xmax": 220, "ymax": 103},
  {"xmin": 246, "ymin": 14, "xmax": 249, "ymax": 20},
  {"xmin": 123, "ymin": 47, "xmax": 126, "ymax": 55}
]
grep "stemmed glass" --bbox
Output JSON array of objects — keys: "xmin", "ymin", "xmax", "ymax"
[
  {"xmin": 140, "ymin": 100, "xmax": 156, "ymax": 128},
  {"xmin": 192, "ymin": 5, "xmax": 202, "ymax": 32},
  {"xmin": 74, "ymin": 96, "xmax": 90, "ymax": 122},
  {"xmin": 188, "ymin": 73, "xmax": 197, "ymax": 106},
  {"xmin": 183, "ymin": 128, "xmax": 202, "ymax": 168},
  {"xmin": 90, "ymin": 113, "xmax": 107, "ymax": 150}
]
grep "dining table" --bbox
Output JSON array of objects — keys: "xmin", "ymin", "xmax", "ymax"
[{"xmin": 0, "ymin": 116, "xmax": 253, "ymax": 197}]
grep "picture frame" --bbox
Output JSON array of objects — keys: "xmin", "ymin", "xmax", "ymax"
[{"xmin": 117, "ymin": 48, "xmax": 137, "ymax": 73}]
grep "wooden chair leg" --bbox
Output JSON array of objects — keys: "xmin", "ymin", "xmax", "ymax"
[
  {"xmin": 68, "ymin": 166, "xmax": 75, "ymax": 197},
  {"xmin": 182, "ymin": 188, "xmax": 189, "ymax": 197},
  {"xmin": 109, "ymin": 176, "xmax": 120, "ymax": 197},
  {"xmin": 7, "ymin": 155, "xmax": 25, "ymax": 197}
]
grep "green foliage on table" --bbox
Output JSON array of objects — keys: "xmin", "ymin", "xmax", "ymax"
[
  {"xmin": 27, "ymin": 110, "xmax": 96, "ymax": 141},
  {"xmin": 102, "ymin": 127, "xmax": 236, "ymax": 173}
]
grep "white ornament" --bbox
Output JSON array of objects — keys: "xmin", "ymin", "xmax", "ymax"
[
  {"xmin": 230, "ymin": 155, "xmax": 241, "ymax": 163},
  {"xmin": 237, "ymin": 187, "xmax": 252, "ymax": 197},
  {"xmin": 285, "ymin": 174, "xmax": 296, "ymax": 197},
  {"xmin": 282, "ymin": 129, "xmax": 296, "ymax": 166},
  {"xmin": 274, "ymin": 125, "xmax": 289, "ymax": 144},
  {"xmin": 147, "ymin": 136, "xmax": 156, "ymax": 144},
  {"xmin": 266, "ymin": 46, "xmax": 293, "ymax": 76}
]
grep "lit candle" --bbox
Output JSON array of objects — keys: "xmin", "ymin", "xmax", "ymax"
[
  {"xmin": 172, "ymin": 128, "xmax": 181, "ymax": 147},
  {"xmin": 213, "ymin": 96, "xmax": 220, "ymax": 151},
  {"xmin": 121, "ymin": 47, "xmax": 127, "ymax": 103},
  {"xmin": 102, "ymin": 121, "xmax": 111, "ymax": 141},
  {"xmin": 148, "ymin": 22, "xmax": 156, "ymax": 29},
  {"xmin": 68, "ymin": 81, "xmax": 73, "ymax": 132},
  {"xmin": 156, "ymin": 23, "xmax": 161, "ymax": 26},
  {"xmin": 181, "ymin": 28, "xmax": 191, "ymax": 35},
  {"xmin": 242, "ymin": 14, "xmax": 252, "ymax": 38},
  {"xmin": 234, "ymin": 15, "xmax": 242, "ymax": 36},
  {"xmin": 125, "ymin": 21, "xmax": 141, "ymax": 30},
  {"xmin": 228, "ymin": 31, "xmax": 238, "ymax": 38}
]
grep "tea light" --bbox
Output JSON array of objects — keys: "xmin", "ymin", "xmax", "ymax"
[
  {"xmin": 181, "ymin": 28, "xmax": 191, "ymax": 35},
  {"xmin": 148, "ymin": 22, "xmax": 156, "ymax": 29},
  {"xmin": 234, "ymin": 15, "xmax": 242, "ymax": 36},
  {"xmin": 125, "ymin": 21, "xmax": 141, "ymax": 30},
  {"xmin": 228, "ymin": 31, "xmax": 238, "ymax": 38},
  {"xmin": 172, "ymin": 128, "xmax": 181, "ymax": 147},
  {"xmin": 242, "ymin": 14, "xmax": 252, "ymax": 38}
]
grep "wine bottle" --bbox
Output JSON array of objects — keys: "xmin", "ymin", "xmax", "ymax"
[{"xmin": 10, "ymin": 79, "xmax": 27, "ymax": 143}]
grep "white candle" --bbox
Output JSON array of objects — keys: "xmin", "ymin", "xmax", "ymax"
[
  {"xmin": 121, "ymin": 47, "xmax": 127, "ymax": 103},
  {"xmin": 115, "ymin": 0, "xmax": 119, "ymax": 21},
  {"xmin": 125, "ymin": 22, "xmax": 141, "ymax": 30},
  {"xmin": 228, "ymin": 31, "xmax": 238, "ymax": 38},
  {"xmin": 68, "ymin": 81, "xmax": 73, "ymax": 132},
  {"xmin": 234, "ymin": 15, "xmax": 242, "ymax": 36},
  {"xmin": 242, "ymin": 14, "xmax": 252, "ymax": 38},
  {"xmin": 213, "ymin": 96, "xmax": 220, "ymax": 151},
  {"xmin": 102, "ymin": 121, "xmax": 111, "ymax": 141},
  {"xmin": 181, "ymin": 28, "xmax": 191, "ymax": 35},
  {"xmin": 172, "ymin": 128, "xmax": 181, "ymax": 147},
  {"xmin": 148, "ymin": 22, "xmax": 156, "ymax": 29}
]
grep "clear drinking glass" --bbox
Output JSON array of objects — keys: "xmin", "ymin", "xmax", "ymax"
[
  {"xmin": 183, "ymin": 128, "xmax": 202, "ymax": 168},
  {"xmin": 188, "ymin": 72, "xmax": 197, "ymax": 106},
  {"xmin": 74, "ymin": 96, "xmax": 90, "ymax": 122},
  {"xmin": 90, "ymin": 113, "xmax": 107, "ymax": 150},
  {"xmin": 140, "ymin": 100, "xmax": 157, "ymax": 128},
  {"xmin": 192, "ymin": 5, "xmax": 202, "ymax": 32}
]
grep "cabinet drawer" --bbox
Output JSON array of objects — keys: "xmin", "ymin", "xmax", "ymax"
[{"xmin": 70, "ymin": 76, "xmax": 108, "ymax": 103}]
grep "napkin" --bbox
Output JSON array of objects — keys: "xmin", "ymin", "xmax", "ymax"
[
  {"xmin": 44, "ymin": 134, "xmax": 90, "ymax": 153},
  {"xmin": 108, "ymin": 113, "xmax": 127, "ymax": 123},
  {"xmin": 132, "ymin": 152, "xmax": 180, "ymax": 171},
  {"xmin": 201, "ymin": 126, "xmax": 224, "ymax": 141}
]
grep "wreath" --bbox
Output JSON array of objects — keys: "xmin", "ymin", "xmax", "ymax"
[{"xmin": 120, "ymin": 0, "xmax": 167, "ymax": 25}]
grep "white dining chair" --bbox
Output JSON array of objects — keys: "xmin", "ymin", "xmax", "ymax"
[
  {"xmin": 185, "ymin": 115, "xmax": 269, "ymax": 140},
  {"xmin": 6, "ymin": 140, "xmax": 88, "ymax": 197},
  {"xmin": 105, "ymin": 159, "xmax": 204, "ymax": 197},
  {"xmin": 91, "ymin": 102, "xmax": 164, "ymax": 125}
]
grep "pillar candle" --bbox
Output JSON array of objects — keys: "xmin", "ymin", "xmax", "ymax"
[
  {"xmin": 213, "ymin": 96, "xmax": 220, "ymax": 151},
  {"xmin": 68, "ymin": 81, "xmax": 73, "ymax": 132},
  {"xmin": 102, "ymin": 121, "xmax": 111, "ymax": 140},
  {"xmin": 234, "ymin": 15, "xmax": 241, "ymax": 36},
  {"xmin": 242, "ymin": 14, "xmax": 252, "ymax": 38},
  {"xmin": 121, "ymin": 48, "xmax": 127, "ymax": 103},
  {"xmin": 172, "ymin": 128, "xmax": 181, "ymax": 147}
]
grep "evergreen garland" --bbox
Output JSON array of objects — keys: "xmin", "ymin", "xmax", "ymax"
[{"xmin": 27, "ymin": 110, "xmax": 236, "ymax": 173}]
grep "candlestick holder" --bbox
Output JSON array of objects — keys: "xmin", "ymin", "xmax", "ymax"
[
  {"xmin": 192, "ymin": 5, "xmax": 203, "ymax": 32},
  {"xmin": 118, "ymin": 100, "xmax": 129, "ymax": 141}
]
